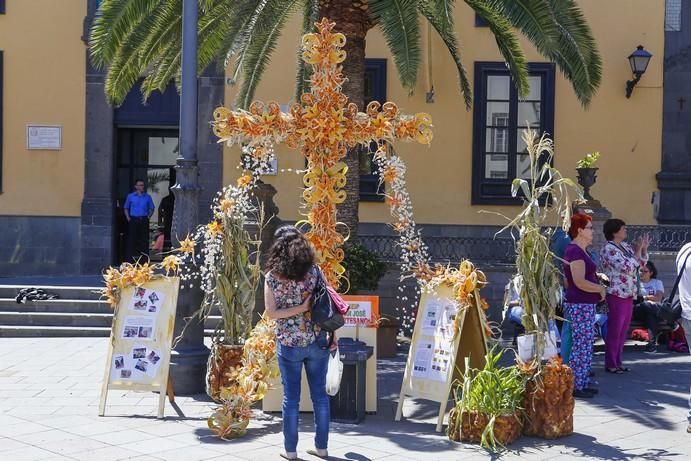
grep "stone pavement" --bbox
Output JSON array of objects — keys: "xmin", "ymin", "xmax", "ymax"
[{"xmin": 0, "ymin": 338, "xmax": 689, "ymax": 461}]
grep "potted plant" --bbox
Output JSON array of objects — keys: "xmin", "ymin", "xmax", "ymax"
[
  {"xmin": 497, "ymin": 128, "xmax": 583, "ymax": 439},
  {"xmin": 576, "ymin": 151, "xmax": 600, "ymax": 200},
  {"xmin": 341, "ymin": 242, "xmax": 387, "ymax": 294},
  {"xmin": 447, "ymin": 347, "xmax": 525, "ymax": 451}
]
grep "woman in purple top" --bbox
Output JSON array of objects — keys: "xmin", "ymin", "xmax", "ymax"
[{"xmin": 563, "ymin": 214, "xmax": 606, "ymax": 398}]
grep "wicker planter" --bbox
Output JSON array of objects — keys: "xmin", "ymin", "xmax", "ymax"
[
  {"xmin": 376, "ymin": 315, "xmax": 399, "ymax": 358},
  {"xmin": 522, "ymin": 360, "xmax": 574, "ymax": 439},
  {"xmin": 206, "ymin": 343, "xmax": 244, "ymax": 402},
  {"xmin": 448, "ymin": 408, "xmax": 522, "ymax": 446}
]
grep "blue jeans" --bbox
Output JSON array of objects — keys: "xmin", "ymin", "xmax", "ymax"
[
  {"xmin": 277, "ymin": 340, "xmax": 330, "ymax": 453},
  {"xmin": 682, "ymin": 318, "xmax": 691, "ymax": 424}
]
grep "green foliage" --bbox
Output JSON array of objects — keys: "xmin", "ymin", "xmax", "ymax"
[
  {"xmin": 576, "ymin": 151, "xmax": 600, "ymax": 169},
  {"xmin": 90, "ymin": 0, "xmax": 601, "ymax": 108},
  {"xmin": 450, "ymin": 347, "xmax": 527, "ymax": 451},
  {"xmin": 369, "ymin": 0, "xmax": 421, "ymax": 95},
  {"xmin": 341, "ymin": 242, "xmax": 387, "ymax": 294}
]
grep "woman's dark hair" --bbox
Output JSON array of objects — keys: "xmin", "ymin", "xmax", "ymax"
[
  {"xmin": 568, "ymin": 213, "xmax": 592, "ymax": 239},
  {"xmin": 603, "ymin": 218, "xmax": 626, "ymax": 241},
  {"xmin": 266, "ymin": 227, "xmax": 315, "ymax": 280},
  {"xmin": 644, "ymin": 260, "xmax": 658, "ymax": 279}
]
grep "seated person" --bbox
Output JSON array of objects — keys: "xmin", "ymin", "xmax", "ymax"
[
  {"xmin": 503, "ymin": 275, "xmax": 560, "ymax": 345},
  {"xmin": 633, "ymin": 261, "xmax": 665, "ymax": 352},
  {"xmin": 504, "ymin": 275, "xmax": 524, "ymax": 328}
]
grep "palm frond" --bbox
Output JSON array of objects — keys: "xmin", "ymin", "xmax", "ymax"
[
  {"xmin": 227, "ymin": 0, "xmax": 273, "ymax": 83},
  {"xmin": 295, "ymin": 0, "xmax": 320, "ymax": 101},
  {"xmin": 102, "ymin": 4, "xmax": 164, "ymax": 105},
  {"xmin": 369, "ymin": 0, "xmax": 422, "ymax": 93},
  {"xmin": 137, "ymin": 0, "xmax": 182, "ymax": 70},
  {"xmin": 236, "ymin": 0, "xmax": 302, "ymax": 109},
  {"xmin": 481, "ymin": 0, "xmax": 601, "ymax": 105},
  {"xmin": 465, "ymin": 0, "xmax": 529, "ymax": 98},
  {"xmin": 544, "ymin": 0, "xmax": 602, "ymax": 106},
  {"xmin": 417, "ymin": 0, "xmax": 472, "ymax": 108},
  {"xmin": 90, "ymin": 0, "xmax": 161, "ymax": 69}
]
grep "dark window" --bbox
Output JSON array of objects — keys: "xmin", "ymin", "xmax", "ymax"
[
  {"xmin": 472, "ymin": 62, "xmax": 555, "ymax": 205},
  {"xmin": 0, "ymin": 50, "xmax": 3, "ymax": 193},
  {"xmin": 0, "ymin": 1, "xmax": 5, "ymax": 14},
  {"xmin": 359, "ymin": 58, "xmax": 387, "ymax": 202},
  {"xmin": 475, "ymin": 14, "xmax": 488, "ymax": 27}
]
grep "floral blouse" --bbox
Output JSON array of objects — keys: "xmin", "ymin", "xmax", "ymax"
[
  {"xmin": 266, "ymin": 265, "xmax": 320, "ymax": 347},
  {"xmin": 599, "ymin": 241, "xmax": 642, "ymax": 299}
]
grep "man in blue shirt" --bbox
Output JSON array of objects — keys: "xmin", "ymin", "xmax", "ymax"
[{"xmin": 124, "ymin": 179, "xmax": 155, "ymax": 262}]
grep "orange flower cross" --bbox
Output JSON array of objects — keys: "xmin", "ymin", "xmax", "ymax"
[{"xmin": 212, "ymin": 18, "xmax": 433, "ymax": 286}]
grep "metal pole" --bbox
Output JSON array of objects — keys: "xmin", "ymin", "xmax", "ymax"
[{"xmin": 170, "ymin": 0, "xmax": 209, "ymax": 395}]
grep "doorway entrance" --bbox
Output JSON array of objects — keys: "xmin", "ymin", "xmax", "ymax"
[{"xmin": 115, "ymin": 128, "xmax": 178, "ymax": 264}]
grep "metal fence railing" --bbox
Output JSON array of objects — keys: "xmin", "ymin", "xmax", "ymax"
[{"xmin": 361, "ymin": 225, "xmax": 690, "ymax": 265}]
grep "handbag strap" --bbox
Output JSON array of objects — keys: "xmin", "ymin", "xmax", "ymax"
[{"xmin": 668, "ymin": 249, "xmax": 691, "ymax": 301}]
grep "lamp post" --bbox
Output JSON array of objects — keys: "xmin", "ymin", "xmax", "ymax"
[
  {"xmin": 170, "ymin": 0, "xmax": 209, "ymax": 394},
  {"xmin": 625, "ymin": 45, "xmax": 653, "ymax": 98}
]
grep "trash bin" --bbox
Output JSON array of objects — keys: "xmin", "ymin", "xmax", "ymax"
[{"xmin": 330, "ymin": 338, "xmax": 373, "ymax": 424}]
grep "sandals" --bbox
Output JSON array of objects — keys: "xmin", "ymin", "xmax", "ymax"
[
  {"xmin": 280, "ymin": 453, "xmax": 298, "ymax": 460},
  {"xmin": 618, "ymin": 367, "xmax": 631, "ymax": 372},
  {"xmin": 606, "ymin": 367, "xmax": 624, "ymax": 374}
]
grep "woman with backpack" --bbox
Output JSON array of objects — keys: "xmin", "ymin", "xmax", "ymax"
[{"xmin": 264, "ymin": 225, "xmax": 334, "ymax": 460}]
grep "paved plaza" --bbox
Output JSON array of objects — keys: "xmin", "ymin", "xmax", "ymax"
[{"xmin": 0, "ymin": 337, "xmax": 690, "ymax": 461}]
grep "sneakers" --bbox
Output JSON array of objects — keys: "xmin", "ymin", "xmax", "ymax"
[
  {"xmin": 645, "ymin": 342, "xmax": 657, "ymax": 353},
  {"xmin": 687, "ymin": 423, "xmax": 691, "ymax": 434},
  {"xmin": 307, "ymin": 448, "xmax": 329, "ymax": 459}
]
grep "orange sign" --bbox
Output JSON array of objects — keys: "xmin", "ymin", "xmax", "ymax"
[{"xmin": 341, "ymin": 295, "xmax": 380, "ymax": 328}]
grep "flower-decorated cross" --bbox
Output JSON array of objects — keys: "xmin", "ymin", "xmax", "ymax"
[{"xmin": 212, "ymin": 18, "xmax": 433, "ymax": 287}]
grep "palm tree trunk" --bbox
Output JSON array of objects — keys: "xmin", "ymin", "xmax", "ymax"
[{"xmin": 319, "ymin": 1, "xmax": 372, "ymax": 243}]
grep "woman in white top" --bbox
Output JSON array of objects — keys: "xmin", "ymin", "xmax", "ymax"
[{"xmin": 633, "ymin": 261, "xmax": 665, "ymax": 352}]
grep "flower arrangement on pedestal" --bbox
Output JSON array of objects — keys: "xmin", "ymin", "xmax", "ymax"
[{"xmin": 172, "ymin": 145, "xmax": 276, "ymax": 431}]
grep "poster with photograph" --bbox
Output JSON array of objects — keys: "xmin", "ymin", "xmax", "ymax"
[
  {"xmin": 411, "ymin": 341, "xmax": 434, "ymax": 379},
  {"xmin": 121, "ymin": 316, "xmax": 155, "ymax": 341},
  {"xmin": 101, "ymin": 277, "xmax": 180, "ymax": 418},
  {"xmin": 128, "ymin": 287, "xmax": 165, "ymax": 315},
  {"xmin": 429, "ymin": 336, "xmax": 454, "ymax": 382},
  {"xmin": 420, "ymin": 300, "xmax": 440, "ymax": 336},
  {"xmin": 112, "ymin": 354, "xmax": 131, "ymax": 379},
  {"xmin": 421, "ymin": 297, "xmax": 456, "ymax": 337}
]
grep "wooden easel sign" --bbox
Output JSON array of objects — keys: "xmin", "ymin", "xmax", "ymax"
[
  {"xmin": 395, "ymin": 282, "xmax": 488, "ymax": 432},
  {"xmin": 99, "ymin": 277, "xmax": 179, "ymax": 418}
]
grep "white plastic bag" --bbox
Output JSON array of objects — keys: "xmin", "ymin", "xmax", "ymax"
[
  {"xmin": 325, "ymin": 349, "xmax": 343, "ymax": 396},
  {"xmin": 517, "ymin": 331, "xmax": 559, "ymax": 362}
]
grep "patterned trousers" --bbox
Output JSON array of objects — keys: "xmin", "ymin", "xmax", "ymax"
[{"xmin": 564, "ymin": 302, "xmax": 596, "ymax": 391}]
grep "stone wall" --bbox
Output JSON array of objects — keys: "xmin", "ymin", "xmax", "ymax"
[{"xmin": 0, "ymin": 216, "xmax": 80, "ymax": 276}]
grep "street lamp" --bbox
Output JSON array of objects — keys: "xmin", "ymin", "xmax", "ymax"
[
  {"xmin": 170, "ymin": 0, "xmax": 209, "ymax": 395},
  {"xmin": 625, "ymin": 45, "xmax": 653, "ymax": 98}
]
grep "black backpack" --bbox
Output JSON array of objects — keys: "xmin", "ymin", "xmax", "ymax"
[
  {"xmin": 311, "ymin": 269, "xmax": 345, "ymax": 332},
  {"xmin": 659, "ymin": 250, "xmax": 691, "ymax": 323}
]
